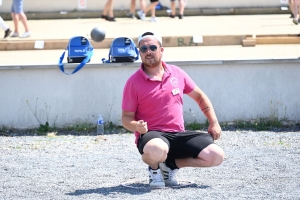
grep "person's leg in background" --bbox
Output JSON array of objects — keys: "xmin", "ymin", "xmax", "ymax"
[
  {"xmin": 170, "ymin": 0, "xmax": 176, "ymax": 18},
  {"xmin": 178, "ymin": 0, "xmax": 186, "ymax": 19},
  {"xmin": 289, "ymin": 0, "xmax": 295, "ymax": 18},
  {"xmin": 10, "ymin": 11, "xmax": 19, "ymax": 37},
  {"xmin": 10, "ymin": 0, "xmax": 30, "ymax": 38},
  {"xmin": 101, "ymin": 0, "xmax": 116, "ymax": 22},
  {"xmin": 127, "ymin": 0, "xmax": 136, "ymax": 18},
  {"xmin": 291, "ymin": 0, "xmax": 299, "ymax": 25},
  {"xmin": 140, "ymin": 0, "xmax": 146, "ymax": 12},
  {"xmin": 137, "ymin": 0, "xmax": 158, "ymax": 21},
  {"xmin": 149, "ymin": 5, "xmax": 159, "ymax": 22}
]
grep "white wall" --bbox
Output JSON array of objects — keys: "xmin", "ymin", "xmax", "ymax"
[
  {"xmin": 0, "ymin": 59, "xmax": 299, "ymax": 129},
  {"xmin": 0, "ymin": 0, "xmax": 288, "ymax": 13}
]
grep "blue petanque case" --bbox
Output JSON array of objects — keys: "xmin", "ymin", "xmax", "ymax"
[
  {"xmin": 58, "ymin": 36, "xmax": 94, "ymax": 75},
  {"xmin": 67, "ymin": 36, "xmax": 93, "ymax": 63}
]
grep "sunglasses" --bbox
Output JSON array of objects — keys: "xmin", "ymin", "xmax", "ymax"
[{"xmin": 139, "ymin": 45, "xmax": 158, "ymax": 53}]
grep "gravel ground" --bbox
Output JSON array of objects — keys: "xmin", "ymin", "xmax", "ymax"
[{"xmin": 1, "ymin": 131, "xmax": 300, "ymax": 200}]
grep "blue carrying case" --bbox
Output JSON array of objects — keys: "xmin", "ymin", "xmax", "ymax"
[{"xmin": 58, "ymin": 36, "xmax": 94, "ymax": 75}]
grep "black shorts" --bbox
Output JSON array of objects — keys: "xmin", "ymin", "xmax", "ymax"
[
  {"xmin": 137, "ymin": 131, "xmax": 214, "ymax": 159},
  {"xmin": 150, "ymin": 0, "xmax": 159, "ymax": 2}
]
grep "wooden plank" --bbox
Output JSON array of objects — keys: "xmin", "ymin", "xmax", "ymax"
[
  {"xmin": 0, "ymin": 35, "xmax": 248, "ymax": 51},
  {"xmin": 161, "ymin": 35, "xmax": 246, "ymax": 47},
  {"xmin": 256, "ymin": 34, "xmax": 299, "ymax": 38},
  {"xmin": 242, "ymin": 39, "xmax": 256, "ymax": 47},
  {"xmin": 0, "ymin": 39, "xmax": 113, "ymax": 51},
  {"xmin": 1, "ymin": 34, "xmax": 299, "ymax": 50},
  {"xmin": 256, "ymin": 37, "xmax": 300, "ymax": 44}
]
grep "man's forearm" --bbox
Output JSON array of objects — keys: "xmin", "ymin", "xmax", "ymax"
[
  {"xmin": 199, "ymin": 95, "xmax": 219, "ymax": 125},
  {"xmin": 122, "ymin": 116, "xmax": 148, "ymax": 134},
  {"xmin": 122, "ymin": 116, "xmax": 138, "ymax": 132}
]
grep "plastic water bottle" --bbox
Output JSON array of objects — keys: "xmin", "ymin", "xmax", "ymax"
[{"xmin": 97, "ymin": 114, "xmax": 104, "ymax": 134}]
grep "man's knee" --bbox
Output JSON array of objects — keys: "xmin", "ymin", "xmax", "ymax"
[
  {"xmin": 142, "ymin": 139, "xmax": 168, "ymax": 164},
  {"xmin": 143, "ymin": 138, "xmax": 169, "ymax": 160},
  {"xmin": 199, "ymin": 144, "xmax": 224, "ymax": 166},
  {"xmin": 210, "ymin": 150, "xmax": 224, "ymax": 166}
]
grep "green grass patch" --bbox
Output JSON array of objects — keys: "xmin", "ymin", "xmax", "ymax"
[{"xmin": 185, "ymin": 118, "xmax": 292, "ymax": 131}]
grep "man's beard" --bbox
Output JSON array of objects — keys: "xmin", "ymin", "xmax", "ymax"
[{"xmin": 142, "ymin": 56, "xmax": 161, "ymax": 68}]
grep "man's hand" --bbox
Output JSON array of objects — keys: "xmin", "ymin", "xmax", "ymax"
[
  {"xmin": 136, "ymin": 120, "xmax": 148, "ymax": 134},
  {"xmin": 208, "ymin": 121, "xmax": 222, "ymax": 140}
]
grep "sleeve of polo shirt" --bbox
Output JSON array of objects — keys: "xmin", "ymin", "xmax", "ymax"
[
  {"xmin": 182, "ymin": 70, "xmax": 196, "ymax": 94},
  {"xmin": 122, "ymin": 79, "xmax": 138, "ymax": 113}
]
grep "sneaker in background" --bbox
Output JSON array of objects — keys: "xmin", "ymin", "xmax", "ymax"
[
  {"xmin": 159, "ymin": 162, "xmax": 179, "ymax": 186},
  {"xmin": 101, "ymin": 15, "xmax": 107, "ymax": 20},
  {"xmin": 4, "ymin": 28, "xmax": 12, "ymax": 38},
  {"xmin": 178, "ymin": 14, "xmax": 183, "ymax": 19},
  {"xmin": 137, "ymin": 10, "xmax": 145, "ymax": 21},
  {"xmin": 149, "ymin": 17, "xmax": 159, "ymax": 22},
  {"xmin": 126, "ymin": 12, "xmax": 136, "ymax": 19},
  {"xmin": 10, "ymin": 32, "xmax": 19, "ymax": 37},
  {"xmin": 148, "ymin": 166, "xmax": 165, "ymax": 189},
  {"xmin": 107, "ymin": 17, "xmax": 116, "ymax": 22},
  {"xmin": 293, "ymin": 18, "xmax": 298, "ymax": 25},
  {"xmin": 19, "ymin": 32, "xmax": 31, "ymax": 38}
]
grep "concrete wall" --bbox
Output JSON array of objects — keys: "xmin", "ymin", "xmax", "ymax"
[
  {"xmin": 0, "ymin": 0, "xmax": 289, "ymax": 13},
  {"xmin": 0, "ymin": 59, "xmax": 299, "ymax": 129}
]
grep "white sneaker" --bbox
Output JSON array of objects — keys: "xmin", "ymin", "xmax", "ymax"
[
  {"xmin": 293, "ymin": 18, "xmax": 299, "ymax": 25},
  {"xmin": 10, "ymin": 32, "xmax": 19, "ymax": 37},
  {"xmin": 159, "ymin": 162, "xmax": 179, "ymax": 186},
  {"xmin": 126, "ymin": 12, "xmax": 135, "ymax": 19},
  {"xmin": 19, "ymin": 32, "xmax": 31, "ymax": 38},
  {"xmin": 137, "ymin": 10, "xmax": 145, "ymax": 21},
  {"xmin": 148, "ymin": 166, "xmax": 165, "ymax": 188},
  {"xmin": 149, "ymin": 17, "xmax": 159, "ymax": 22}
]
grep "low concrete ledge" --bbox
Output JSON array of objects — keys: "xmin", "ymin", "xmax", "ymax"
[
  {"xmin": 1, "ymin": 58, "xmax": 299, "ymax": 71},
  {"xmin": 1, "ymin": 57, "xmax": 299, "ymax": 129}
]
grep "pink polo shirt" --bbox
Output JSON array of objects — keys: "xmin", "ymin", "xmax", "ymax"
[{"xmin": 122, "ymin": 61, "xmax": 196, "ymax": 144}]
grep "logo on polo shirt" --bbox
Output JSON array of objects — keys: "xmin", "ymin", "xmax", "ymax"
[{"xmin": 170, "ymin": 77, "xmax": 178, "ymax": 86}]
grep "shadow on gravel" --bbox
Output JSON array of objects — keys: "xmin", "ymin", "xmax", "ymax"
[
  {"xmin": 66, "ymin": 185, "xmax": 151, "ymax": 196},
  {"xmin": 66, "ymin": 183, "xmax": 208, "ymax": 196}
]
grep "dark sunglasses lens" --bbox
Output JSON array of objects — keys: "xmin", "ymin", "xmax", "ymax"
[
  {"xmin": 140, "ymin": 46, "xmax": 147, "ymax": 52},
  {"xmin": 149, "ymin": 45, "xmax": 157, "ymax": 52}
]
